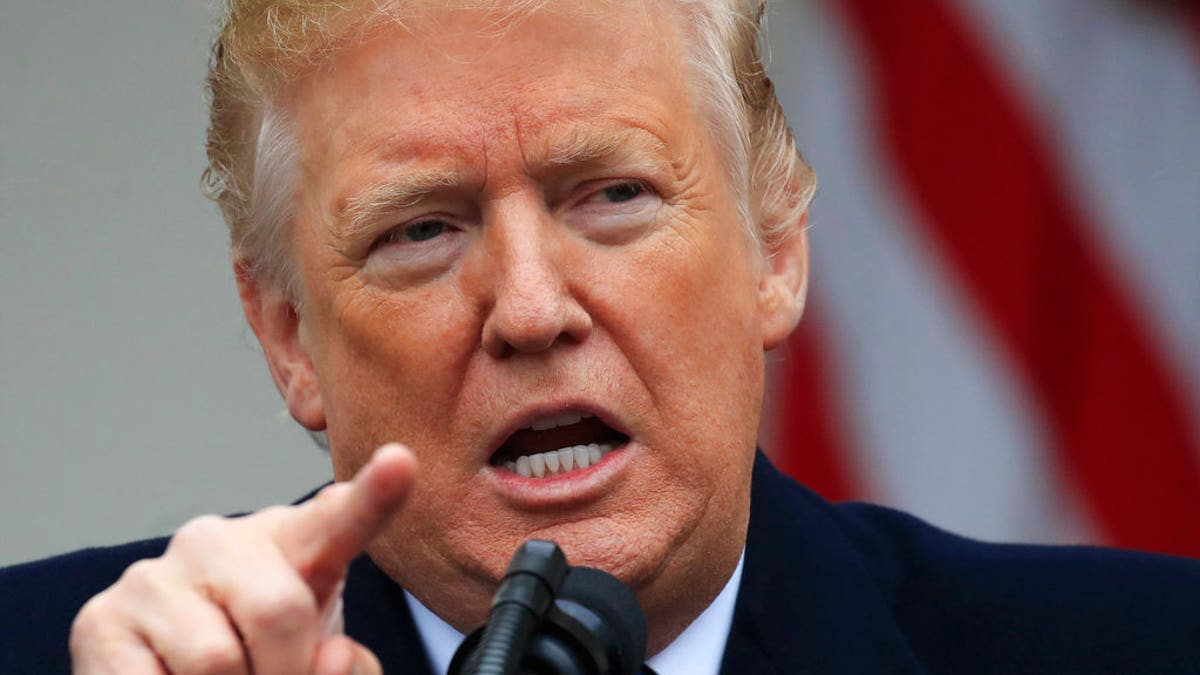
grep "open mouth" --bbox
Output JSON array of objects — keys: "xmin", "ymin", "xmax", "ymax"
[{"xmin": 489, "ymin": 411, "xmax": 630, "ymax": 479}]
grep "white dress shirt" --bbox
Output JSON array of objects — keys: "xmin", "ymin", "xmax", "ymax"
[{"xmin": 406, "ymin": 551, "xmax": 745, "ymax": 675}]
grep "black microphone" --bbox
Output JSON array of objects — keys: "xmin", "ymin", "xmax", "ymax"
[{"xmin": 449, "ymin": 540, "xmax": 648, "ymax": 675}]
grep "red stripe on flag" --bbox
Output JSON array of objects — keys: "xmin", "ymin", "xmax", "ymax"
[
  {"xmin": 772, "ymin": 304, "xmax": 862, "ymax": 503},
  {"xmin": 832, "ymin": 0, "xmax": 1200, "ymax": 556}
]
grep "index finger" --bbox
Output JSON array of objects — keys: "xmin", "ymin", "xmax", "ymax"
[{"xmin": 275, "ymin": 443, "xmax": 417, "ymax": 600}]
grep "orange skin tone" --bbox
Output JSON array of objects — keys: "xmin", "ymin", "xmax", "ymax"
[
  {"xmin": 70, "ymin": 4, "xmax": 809, "ymax": 672},
  {"xmin": 243, "ymin": 1, "xmax": 808, "ymax": 658}
]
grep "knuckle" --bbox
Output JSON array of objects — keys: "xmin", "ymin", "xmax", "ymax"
[
  {"xmin": 183, "ymin": 636, "xmax": 245, "ymax": 673},
  {"xmin": 69, "ymin": 596, "xmax": 108, "ymax": 645},
  {"xmin": 170, "ymin": 514, "xmax": 231, "ymax": 551},
  {"xmin": 117, "ymin": 558, "xmax": 162, "ymax": 590},
  {"xmin": 70, "ymin": 594, "xmax": 138, "ymax": 666},
  {"xmin": 242, "ymin": 586, "xmax": 317, "ymax": 638}
]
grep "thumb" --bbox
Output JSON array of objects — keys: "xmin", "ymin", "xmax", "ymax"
[{"xmin": 313, "ymin": 635, "xmax": 383, "ymax": 675}]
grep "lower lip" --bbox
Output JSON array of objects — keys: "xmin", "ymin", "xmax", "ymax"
[{"xmin": 485, "ymin": 441, "xmax": 636, "ymax": 508}]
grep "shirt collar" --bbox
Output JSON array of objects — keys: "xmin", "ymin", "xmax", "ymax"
[{"xmin": 405, "ymin": 550, "xmax": 745, "ymax": 675}]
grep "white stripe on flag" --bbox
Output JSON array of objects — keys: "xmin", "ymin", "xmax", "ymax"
[
  {"xmin": 766, "ymin": 0, "xmax": 1095, "ymax": 545},
  {"xmin": 955, "ymin": 0, "xmax": 1200, "ymax": 456}
]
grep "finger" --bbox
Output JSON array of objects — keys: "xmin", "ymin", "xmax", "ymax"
[
  {"xmin": 318, "ymin": 578, "xmax": 347, "ymax": 638},
  {"xmin": 71, "ymin": 609, "xmax": 169, "ymax": 675},
  {"xmin": 275, "ymin": 443, "xmax": 417, "ymax": 597},
  {"xmin": 213, "ymin": 543, "xmax": 323, "ymax": 675},
  {"xmin": 139, "ymin": 590, "xmax": 250, "ymax": 675},
  {"xmin": 169, "ymin": 520, "xmax": 324, "ymax": 675},
  {"xmin": 71, "ymin": 636, "xmax": 169, "ymax": 675},
  {"xmin": 313, "ymin": 635, "xmax": 383, "ymax": 675},
  {"xmin": 78, "ymin": 560, "xmax": 249, "ymax": 675}
]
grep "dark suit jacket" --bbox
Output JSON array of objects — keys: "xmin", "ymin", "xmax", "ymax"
[{"xmin": 4, "ymin": 453, "xmax": 1198, "ymax": 674}]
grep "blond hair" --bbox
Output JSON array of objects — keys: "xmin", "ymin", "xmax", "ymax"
[{"xmin": 202, "ymin": 0, "xmax": 815, "ymax": 297}]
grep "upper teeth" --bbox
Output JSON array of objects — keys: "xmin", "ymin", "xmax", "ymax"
[
  {"xmin": 528, "ymin": 412, "xmax": 594, "ymax": 431},
  {"xmin": 505, "ymin": 442, "xmax": 616, "ymax": 478}
]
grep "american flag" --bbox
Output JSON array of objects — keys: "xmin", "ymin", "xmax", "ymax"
[{"xmin": 764, "ymin": 0, "xmax": 1200, "ymax": 557}]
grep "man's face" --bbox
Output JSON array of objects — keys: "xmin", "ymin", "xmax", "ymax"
[{"xmin": 258, "ymin": 0, "xmax": 804, "ymax": 643}]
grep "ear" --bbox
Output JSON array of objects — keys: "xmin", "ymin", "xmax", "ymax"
[
  {"xmin": 235, "ymin": 260, "xmax": 327, "ymax": 431},
  {"xmin": 757, "ymin": 211, "xmax": 809, "ymax": 351}
]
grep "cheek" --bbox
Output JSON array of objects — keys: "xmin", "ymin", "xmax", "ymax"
[
  {"xmin": 614, "ymin": 221, "xmax": 764, "ymax": 388},
  {"xmin": 580, "ymin": 215, "xmax": 766, "ymax": 496},
  {"xmin": 311, "ymin": 284, "xmax": 475, "ymax": 469}
]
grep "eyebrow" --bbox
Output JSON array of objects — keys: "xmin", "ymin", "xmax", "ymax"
[
  {"xmin": 541, "ymin": 127, "xmax": 671, "ymax": 173},
  {"xmin": 334, "ymin": 127, "xmax": 672, "ymax": 238},
  {"xmin": 337, "ymin": 166, "xmax": 462, "ymax": 238}
]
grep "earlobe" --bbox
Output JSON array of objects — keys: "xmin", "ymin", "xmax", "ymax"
[
  {"xmin": 758, "ymin": 214, "xmax": 809, "ymax": 351},
  {"xmin": 235, "ymin": 260, "xmax": 327, "ymax": 431}
]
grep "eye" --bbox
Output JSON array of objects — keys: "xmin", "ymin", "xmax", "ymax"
[
  {"xmin": 602, "ymin": 182, "xmax": 644, "ymax": 203},
  {"xmin": 400, "ymin": 219, "xmax": 445, "ymax": 243},
  {"xmin": 373, "ymin": 219, "xmax": 449, "ymax": 250},
  {"xmin": 576, "ymin": 180, "xmax": 655, "ymax": 211},
  {"xmin": 565, "ymin": 179, "xmax": 660, "ymax": 245}
]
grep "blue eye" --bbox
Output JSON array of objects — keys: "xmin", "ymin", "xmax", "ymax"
[
  {"xmin": 602, "ymin": 182, "xmax": 644, "ymax": 203},
  {"xmin": 403, "ymin": 220, "xmax": 445, "ymax": 242}
]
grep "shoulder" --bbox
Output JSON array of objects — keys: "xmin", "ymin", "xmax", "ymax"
[
  {"xmin": 835, "ymin": 500, "xmax": 1200, "ymax": 672},
  {"xmin": 0, "ymin": 537, "xmax": 170, "ymax": 674},
  {"xmin": 0, "ymin": 536, "xmax": 172, "ymax": 613},
  {"xmin": 748, "ymin": 454, "xmax": 1200, "ymax": 673}
]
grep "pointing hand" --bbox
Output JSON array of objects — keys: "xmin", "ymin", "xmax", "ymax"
[{"xmin": 70, "ymin": 443, "xmax": 417, "ymax": 675}]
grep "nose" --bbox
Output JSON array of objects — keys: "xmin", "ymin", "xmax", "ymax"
[{"xmin": 475, "ymin": 212, "xmax": 592, "ymax": 358}]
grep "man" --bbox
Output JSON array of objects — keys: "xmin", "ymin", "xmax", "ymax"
[{"xmin": 2, "ymin": 1, "xmax": 1197, "ymax": 673}]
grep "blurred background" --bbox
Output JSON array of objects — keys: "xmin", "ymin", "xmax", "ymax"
[
  {"xmin": 764, "ymin": 0, "xmax": 1200, "ymax": 557},
  {"xmin": 2, "ymin": 0, "xmax": 1198, "ymax": 567}
]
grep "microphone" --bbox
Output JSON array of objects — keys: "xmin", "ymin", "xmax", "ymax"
[{"xmin": 448, "ymin": 540, "xmax": 647, "ymax": 675}]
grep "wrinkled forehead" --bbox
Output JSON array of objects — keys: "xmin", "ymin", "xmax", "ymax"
[
  {"xmin": 283, "ymin": 0, "xmax": 698, "ymax": 181},
  {"xmin": 265, "ymin": 0, "xmax": 693, "ymax": 146},
  {"xmin": 285, "ymin": 0, "xmax": 700, "ymax": 205},
  {"xmin": 258, "ymin": 0, "xmax": 680, "ymax": 82},
  {"xmin": 292, "ymin": 2, "xmax": 684, "ymax": 112}
]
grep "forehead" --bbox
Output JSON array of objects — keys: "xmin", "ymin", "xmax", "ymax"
[{"xmin": 287, "ymin": 0, "xmax": 697, "ymax": 186}]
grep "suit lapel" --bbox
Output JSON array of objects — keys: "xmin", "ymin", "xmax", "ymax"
[
  {"xmin": 720, "ymin": 453, "xmax": 928, "ymax": 674},
  {"xmin": 344, "ymin": 555, "xmax": 437, "ymax": 675}
]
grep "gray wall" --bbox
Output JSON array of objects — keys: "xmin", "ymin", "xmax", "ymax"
[{"xmin": 1, "ymin": 2, "xmax": 330, "ymax": 566}]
